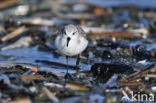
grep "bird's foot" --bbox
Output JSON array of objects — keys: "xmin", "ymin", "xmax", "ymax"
[
  {"xmin": 74, "ymin": 66, "xmax": 80, "ymax": 70},
  {"xmin": 64, "ymin": 73, "xmax": 73, "ymax": 81},
  {"xmin": 75, "ymin": 66, "xmax": 80, "ymax": 74}
]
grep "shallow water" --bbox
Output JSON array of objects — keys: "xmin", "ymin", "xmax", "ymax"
[{"xmin": 0, "ymin": 46, "xmax": 90, "ymax": 74}]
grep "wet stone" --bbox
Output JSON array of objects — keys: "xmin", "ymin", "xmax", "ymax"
[
  {"xmin": 91, "ymin": 62, "xmax": 134, "ymax": 77},
  {"xmin": 133, "ymin": 45, "xmax": 151, "ymax": 60},
  {"xmin": 102, "ymin": 50, "xmax": 112, "ymax": 60}
]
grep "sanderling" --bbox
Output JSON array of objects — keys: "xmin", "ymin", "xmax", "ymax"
[{"xmin": 55, "ymin": 24, "xmax": 88, "ymax": 73}]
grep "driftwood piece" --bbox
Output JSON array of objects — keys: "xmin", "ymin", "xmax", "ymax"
[
  {"xmin": 1, "ymin": 36, "xmax": 32, "ymax": 51},
  {"xmin": 119, "ymin": 64, "xmax": 155, "ymax": 89},
  {"xmin": 10, "ymin": 98, "xmax": 31, "ymax": 103},
  {"xmin": 87, "ymin": 31, "xmax": 142, "ymax": 39},
  {"xmin": 21, "ymin": 75, "xmax": 45, "ymax": 81},
  {"xmin": 66, "ymin": 83, "xmax": 91, "ymax": 91},
  {"xmin": 1, "ymin": 26, "xmax": 28, "ymax": 42},
  {"xmin": 120, "ymin": 64, "xmax": 155, "ymax": 82},
  {"xmin": 0, "ymin": 0, "xmax": 20, "ymax": 9},
  {"xmin": 42, "ymin": 87, "xmax": 59, "ymax": 103}
]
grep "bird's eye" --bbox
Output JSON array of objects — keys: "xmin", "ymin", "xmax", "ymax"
[{"xmin": 73, "ymin": 32, "xmax": 76, "ymax": 35}]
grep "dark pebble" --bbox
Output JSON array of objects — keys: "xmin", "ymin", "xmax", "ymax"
[
  {"xmin": 102, "ymin": 50, "xmax": 112, "ymax": 59},
  {"xmin": 64, "ymin": 73, "xmax": 74, "ymax": 81},
  {"xmin": 90, "ymin": 62, "xmax": 134, "ymax": 77},
  {"xmin": 133, "ymin": 45, "xmax": 151, "ymax": 60}
]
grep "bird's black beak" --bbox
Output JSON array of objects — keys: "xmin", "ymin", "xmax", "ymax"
[{"xmin": 67, "ymin": 37, "xmax": 71, "ymax": 47}]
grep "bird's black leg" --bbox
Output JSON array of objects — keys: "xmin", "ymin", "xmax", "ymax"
[
  {"xmin": 64, "ymin": 56, "xmax": 71, "ymax": 80},
  {"xmin": 64, "ymin": 56, "xmax": 73, "ymax": 83},
  {"xmin": 66, "ymin": 56, "xmax": 69, "ymax": 74},
  {"xmin": 75, "ymin": 54, "xmax": 80, "ymax": 73}
]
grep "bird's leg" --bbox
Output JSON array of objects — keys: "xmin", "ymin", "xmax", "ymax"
[
  {"xmin": 64, "ymin": 56, "xmax": 72, "ymax": 82},
  {"xmin": 75, "ymin": 54, "xmax": 80, "ymax": 73},
  {"xmin": 66, "ymin": 56, "xmax": 69, "ymax": 74}
]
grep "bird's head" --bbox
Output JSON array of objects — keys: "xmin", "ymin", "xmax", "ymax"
[{"xmin": 59, "ymin": 24, "xmax": 80, "ymax": 47}]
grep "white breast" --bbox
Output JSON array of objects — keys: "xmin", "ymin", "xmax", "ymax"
[{"xmin": 55, "ymin": 35, "xmax": 88, "ymax": 56}]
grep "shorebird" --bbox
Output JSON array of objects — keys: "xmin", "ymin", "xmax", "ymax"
[{"xmin": 55, "ymin": 24, "xmax": 88, "ymax": 74}]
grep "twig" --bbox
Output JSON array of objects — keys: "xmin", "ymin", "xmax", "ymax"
[
  {"xmin": 121, "ymin": 64, "xmax": 155, "ymax": 82},
  {"xmin": 42, "ymin": 87, "xmax": 59, "ymax": 103}
]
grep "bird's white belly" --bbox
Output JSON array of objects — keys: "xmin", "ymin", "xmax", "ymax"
[{"xmin": 56, "ymin": 36, "xmax": 88, "ymax": 56}]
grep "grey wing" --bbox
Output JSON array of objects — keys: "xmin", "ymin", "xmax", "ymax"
[
  {"xmin": 58, "ymin": 26, "xmax": 65, "ymax": 34},
  {"xmin": 76, "ymin": 26, "xmax": 86, "ymax": 37},
  {"xmin": 54, "ymin": 35, "xmax": 59, "ymax": 49}
]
